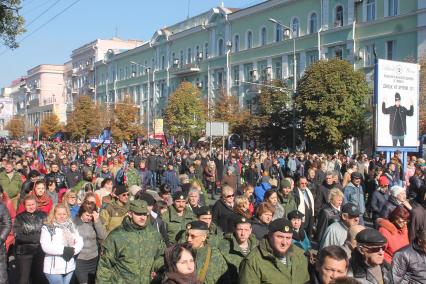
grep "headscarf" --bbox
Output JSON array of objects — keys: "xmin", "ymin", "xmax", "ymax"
[{"xmin": 30, "ymin": 188, "xmax": 51, "ymax": 208}]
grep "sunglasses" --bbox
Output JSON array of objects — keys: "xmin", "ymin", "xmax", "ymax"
[
  {"xmin": 363, "ymin": 245, "xmax": 386, "ymax": 253},
  {"xmin": 225, "ymin": 194, "xmax": 235, "ymax": 198}
]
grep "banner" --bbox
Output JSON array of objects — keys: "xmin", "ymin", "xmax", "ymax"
[
  {"xmin": 376, "ymin": 59, "xmax": 419, "ymax": 150},
  {"xmin": 154, "ymin": 118, "xmax": 164, "ymax": 135},
  {"xmin": 0, "ymin": 98, "xmax": 13, "ymax": 119}
]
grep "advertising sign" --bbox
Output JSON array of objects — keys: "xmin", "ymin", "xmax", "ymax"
[
  {"xmin": 154, "ymin": 119, "xmax": 164, "ymax": 135},
  {"xmin": 0, "ymin": 98, "xmax": 13, "ymax": 119},
  {"xmin": 376, "ymin": 59, "xmax": 420, "ymax": 151},
  {"xmin": 206, "ymin": 122, "xmax": 229, "ymax": 136}
]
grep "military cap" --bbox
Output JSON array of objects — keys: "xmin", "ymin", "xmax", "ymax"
[
  {"xmin": 114, "ymin": 184, "xmax": 128, "ymax": 196},
  {"xmin": 350, "ymin": 172, "xmax": 363, "ymax": 180},
  {"xmin": 341, "ymin": 203, "xmax": 360, "ymax": 217},
  {"xmin": 172, "ymin": 191, "xmax": 187, "ymax": 201},
  {"xmin": 129, "ymin": 199, "xmax": 148, "ymax": 214},
  {"xmin": 268, "ymin": 218, "xmax": 293, "ymax": 234},
  {"xmin": 137, "ymin": 192, "xmax": 156, "ymax": 206},
  {"xmin": 195, "ymin": 206, "xmax": 212, "ymax": 217},
  {"xmin": 287, "ymin": 210, "xmax": 304, "ymax": 220},
  {"xmin": 234, "ymin": 216, "xmax": 251, "ymax": 227},
  {"xmin": 186, "ymin": 220, "xmax": 209, "ymax": 231},
  {"xmin": 356, "ymin": 228, "xmax": 387, "ymax": 246}
]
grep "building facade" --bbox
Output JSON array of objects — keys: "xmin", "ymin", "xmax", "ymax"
[{"xmin": 94, "ymin": 0, "xmax": 425, "ymax": 138}]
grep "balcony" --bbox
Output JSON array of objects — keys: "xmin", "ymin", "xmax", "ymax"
[{"xmin": 170, "ymin": 63, "xmax": 200, "ymax": 76}]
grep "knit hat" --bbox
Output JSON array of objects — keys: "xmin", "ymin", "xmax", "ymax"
[
  {"xmin": 389, "ymin": 185, "xmax": 405, "ymax": 198},
  {"xmin": 280, "ymin": 179, "xmax": 291, "ymax": 189},
  {"xmin": 378, "ymin": 176, "xmax": 389, "ymax": 187}
]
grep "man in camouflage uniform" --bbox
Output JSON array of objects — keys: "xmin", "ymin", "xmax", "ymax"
[
  {"xmin": 100, "ymin": 184, "xmax": 129, "ymax": 234},
  {"xmin": 162, "ymin": 192, "xmax": 195, "ymax": 244},
  {"xmin": 195, "ymin": 206, "xmax": 223, "ymax": 247},
  {"xmin": 185, "ymin": 221, "xmax": 229, "ymax": 284},
  {"xmin": 239, "ymin": 218, "xmax": 309, "ymax": 284},
  {"xmin": 219, "ymin": 217, "xmax": 258, "ymax": 283},
  {"xmin": 125, "ymin": 160, "xmax": 141, "ymax": 188},
  {"xmin": 96, "ymin": 199, "xmax": 165, "ymax": 284}
]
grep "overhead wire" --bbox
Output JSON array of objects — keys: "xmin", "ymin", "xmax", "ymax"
[{"xmin": 25, "ymin": 0, "xmax": 62, "ymax": 29}]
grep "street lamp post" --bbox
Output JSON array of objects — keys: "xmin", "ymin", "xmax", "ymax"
[
  {"xmin": 130, "ymin": 61, "xmax": 151, "ymax": 144},
  {"xmin": 268, "ymin": 18, "xmax": 297, "ymax": 151}
]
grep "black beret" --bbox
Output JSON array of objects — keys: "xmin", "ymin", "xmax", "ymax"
[
  {"xmin": 137, "ymin": 192, "xmax": 156, "ymax": 206},
  {"xmin": 287, "ymin": 210, "xmax": 304, "ymax": 220},
  {"xmin": 186, "ymin": 220, "xmax": 208, "ymax": 231},
  {"xmin": 268, "ymin": 218, "xmax": 293, "ymax": 234},
  {"xmin": 356, "ymin": 228, "xmax": 387, "ymax": 246},
  {"xmin": 341, "ymin": 203, "xmax": 360, "ymax": 216},
  {"xmin": 114, "ymin": 185, "xmax": 128, "ymax": 196},
  {"xmin": 350, "ymin": 172, "xmax": 363, "ymax": 180},
  {"xmin": 234, "ymin": 216, "xmax": 251, "ymax": 227},
  {"xmin": 172, "ymin": 191, "xmax": 187, "ymax": 201},
  {"xmin": 195, "ymin": 206, "xmax": 212, "ymax": 217}
]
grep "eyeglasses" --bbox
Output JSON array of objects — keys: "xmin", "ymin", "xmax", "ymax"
[
  {"xmin": 225, "ymin": 194, "xmax": 235, "ymax": 198},
  {"xmin": 363, "ymin": 245, "xmax": 386, "ymax": 253}
]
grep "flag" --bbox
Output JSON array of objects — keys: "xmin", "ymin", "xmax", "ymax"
[
  {"xmin": 34, "ymin": 118, "xmax": 40, "ymax": 140},
  {"xmin": 37, "ymin": 145, "xmax": 46, "ymax": 174}
]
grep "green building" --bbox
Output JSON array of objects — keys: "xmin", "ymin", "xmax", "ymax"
[{"xmin": 94, "ymin": 0, "xmax": 424, "ymax": 147}]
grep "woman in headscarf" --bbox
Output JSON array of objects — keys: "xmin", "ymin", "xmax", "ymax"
[
  {"xmin": 17, "ymin": 180, "xmax": 52, "ymax": 215},
  {"xmin": 162, "ymin": 243, "xmax": 200, "ymax": 284}
]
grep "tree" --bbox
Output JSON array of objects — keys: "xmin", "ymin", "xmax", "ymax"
[
  {"xmin": 66, "ymin": 95, "xmax": 101, "ymax": 140},
  {"xmin": 110, "ymin": 95, "xmax": 144, "ymax": 142},
  {"xmin": 0, "ymin": 1, "xmax": 25, "ymax": 49},
  {"xmin": 165, "ymin": 82, "xmax": 206, "ymax": 139},
  {"xmin": 5, "ymin": 116, "xmax": 24, "ymax": 138},
  {"xmin": 213, "ymin": 89, "xmax": 251, "ymax": 136},
  {"xmin": 296, "ymin": 59, "xmax": 369, "ymax": 152},
  {"xmin": 40, "ymin": 113, "xmax": 61, "ymax": 139},
  {"xmin": 255, "ymin": 80, "xmax": 293, "ymax": 149}
]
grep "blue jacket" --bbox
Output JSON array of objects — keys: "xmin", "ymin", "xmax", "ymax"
[
  {"xmin": 344, "ymin": 182, "xmax": 365, "ymax": 214},
  {"xmin": 292, "ymin": 229, "xmax": 311, "ymax": 253},
  {"xmin": 254, "ymin": 182, "xmax": 272, "ymax": 205},
  {"xmin": 161, "ymin": 170, "xmax": 180, "ymax": 194}
]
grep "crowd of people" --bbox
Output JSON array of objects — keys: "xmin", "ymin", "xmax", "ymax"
[{"xmin": 0, "ymin": 141, "xmax": 425, "ymax": 284}]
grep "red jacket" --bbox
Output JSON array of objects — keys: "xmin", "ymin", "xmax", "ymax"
[{"xmin": 378, "ymin": 218, "xmax": 409, "ymax": 264}]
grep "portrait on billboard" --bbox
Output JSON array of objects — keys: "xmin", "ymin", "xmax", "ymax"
[
  {"xmin": 0, "ymin": 99, "xmax": 13, "ymax": 119},
  {"xmin": 376, "ymin": 59, "xmax": 419, "ymax": 149}
]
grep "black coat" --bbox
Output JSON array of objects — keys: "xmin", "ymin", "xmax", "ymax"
[
  {"xmin": 45, "ymin": 171, "xmax": 68, "ymax": 190},
  {"xmin": 315, "ymin": 203, "xmax": 340, "ymax": 242},
  {"xmin": 314, "ymin": 181, "xmax": 339, "ymax": 216},
  {"xmin": 0, "ymin": 202, "xmax": 11, "ymax": 283},
  {"xmin": 212, "ymin": 199, "xmax": 236, "ymax": 234},
  {"xmin": 349, "ymin": 249, "xmax": 393, "ymax": 284},
  {"xmin": 251, "ymin": 218, "xmax": 269, "ymax": 241},
  {"xmin": 13, "ymin": 211, "xmax": 47, "ymax": 255},
  {"xmin": 382, "ymin": 103, "xmax": 414, "ymax": 136}
]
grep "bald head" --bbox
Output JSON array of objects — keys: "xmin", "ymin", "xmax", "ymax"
[{"xmin": 346, "ymin": 225, "xmax": 366, "ymax": 250}]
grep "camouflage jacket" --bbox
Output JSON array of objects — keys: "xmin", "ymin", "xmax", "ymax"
[
  {"xmin": 126, "ymin": 168, "xmax": 141, "ymax": 188},
  {"xmin": 239, "ymin": 238, "xmax": 309, "ymax": 284},
  {"xmin": 219, "ymin": 233, "xmax": 259, "ymax": 283},
  {"xmin": 96, "ymin": 216, "xmax": 165, "ymax": 284},
  {"xmin": 194, "ymin": 245, "xmax": 230, "ymax": 284},
  {"xmin": 100, "ymin": 200, "xmax": 129, "ymax": 234},
  {"xmin": 161, "ymin": 205, "xmax": 195, "ymax": 245}
]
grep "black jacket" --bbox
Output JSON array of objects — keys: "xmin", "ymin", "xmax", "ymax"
[
  {"xmin": 315, "ymin": 203, "xmax": 340, "ymax": 242},
  {"xmin": 45, "ymin": 171, "xmax": 68, "ymax": 190},
  {"xmin": 251, "ymin": 217, "xmax": 269, "ymax": 241},
  {"xmin": 212, "ymin": 199, "xmax": 237, "ymax": 234},
  {"xmin": 392, "ymin": 242, "xmax": 426, "ymax": 283},
  {"xmin": 13, "ymin": 211, "xmax": 47, "ymax": 255},
  {"xmin": 382, "ymin": 103, "xmax": 414, "ymax": 136},
  {"xmin": 349, "ymin": 249, "xmax": 393, "ymax": 284},
  {"xmin": 0, "ymin": 202, "xmax": 11, "ymax": 244},
  {"xmin": 314, "ymin": 181, "xmax": 338, "ymax": 216},
  {"xmin": 65, "ymin": 170, "xmax": 82, "ymax": 189}
]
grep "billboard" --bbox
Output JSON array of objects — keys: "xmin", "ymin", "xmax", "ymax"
[
  {"xmin": 376, "ymin": 59, "xmax": 420, "ymax": 151},
  {"xmin": 0, "ymin": 98, "xmax": 13, "ymax": 119},
  {"xmin": 206, "ymin": 122, "xmax": 229, "ymax": 136},
  {"xmin": 154, "ymin": 119, "xmax": 164, "ymax": 135}
]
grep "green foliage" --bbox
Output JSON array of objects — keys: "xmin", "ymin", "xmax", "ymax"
[
  {"xmin": 66, "ymin": 95, "xmax": 101, "ymax": 140},
  {"xmin": 296, "ymin": 59, "xmax": 369, "ymax": 152},
  {"xmin": 0, "ymin": 0, "xmax": 25, "ymax": 49},
  {"xmin": 40, "ymin": 113, "xmax": 61, "ymax": 139},
  {"xmin": 5, "ymin": 116, "xmax": 24, "ymax": 138},
  {"xmin": 255, "ymin": 80, "xmax": 293, "ymax": 148},
  {"xmin": 165, "ymin": 82, "xmax": 206, "ymax": 139}
]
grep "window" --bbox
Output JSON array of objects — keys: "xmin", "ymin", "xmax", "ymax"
[
  {"xmin": 161, "ymin": 55, "xmax": 165, "ymax": 70},
  {"xmin": 367, "ymin": 0, "xmax": 376, "ymax": 22},
  {"xmin": 233, "ymin": 67, "xmax": 240, "ymax": 86},
  {"xmin": 334, "ymin": 48, "xmax": 343, "ymax": 59},
  {"xmin": 364, "ymin": 44, "xmax": 375, "ymax": 66},
  {"xmin": 196, "ymin": 46, "xmax": 200, "ymax": 61},
  {"xmin": 275, "ymin": 24, "xmax": 283, "ymax": 42},
  {"xmin": 234, "ymin": 35, "xmax": 240, "ymax": 52},
  {"xmin": 204, "ymin": 42, "xmax": 209, "ymax": 59},
  {"xmin": 288, "ymin": 54, "xmax": 300, "ymax": 78},
  {"xmin": 335, "ymin": 6, "xmax": 344, "ymax": 27},
  {"xmin": 388, "ymin": 0, "xmax": 398, "ymax": 17},
  {"xmin": 171, "ymin": 52, "xmax": 175, "ymax": 67},
  {"xmin": 292, "ymin": 18, "xmax": 300, "ymax": 37},
  {"xmin": 180, "ymin": 50, "xmax": 184, "ymax": 67},
  {"xmin": 274, "ymin": 61, "xmax": 282, "ymax": 80},
  {"xmin": 259, "ymin": 64, "xmax": 268, "ymax": 82},
  {"xmin": 204, "ymin": 75, "xmax": 208, "ymax": 90},
  {"xmin": 187, "ymin": 48, "xmax": 192, "ymax": 64},
  {"xmin": 306, "ymin": 52, "xmax": 319, "ymax": 66},
  {"xmin": 386, "ymin": 40, "xmax": 395, "ymax": 60},
  {"xmin": 218, "ymin": 39, "xmax": 224, "ymax": 56},
  {"xmin": 309, "ymin": 13, "xmax": 318, "ymax": 34},
  {"xmin": 247, "ymin": 31, "xmax": 253, "ymax": 49},
  {"xmin": 217, "ymin": 72, "xmax": 223, "ymax": 89},
  {"xmin": 261, "ymin": 27, "xmax": 267, "ymax": 46}
]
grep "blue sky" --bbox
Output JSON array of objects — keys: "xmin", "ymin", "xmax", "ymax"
[{"xmin": 0, "ymin": 0, "xmax": 263, "ymax": 88}]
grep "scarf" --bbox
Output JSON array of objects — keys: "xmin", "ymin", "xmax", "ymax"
[
  {"xmin": 163, "ymin": 272, "xmax": 200, "ymax": 284},
  {"xmin": 30, "ymin": 190, "xmax": 51, "ymax": 208},
  {"xmin": 49, "ymin": 220, "xmax": 76, "ymax": 246}
]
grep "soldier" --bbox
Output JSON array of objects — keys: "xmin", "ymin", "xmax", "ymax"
[
  {"xmin": 162, "ymin": 192, "xmax": 195, "ymax": 245},
  {"xmin": 185, "ymin": 220, "xmax": 229, "ymax": 284},
  {"xmin": 96, "ymin": 200, "xmax": 165, "ymax": 284},
  {"xmin": 99, "ymin": 184, "xmax": 129, "ymax": 234},
  {"xmin": 195, "ymin": 206, "xmax": 223, "ymax": 247},
  {"xmin": 219, "ymin": 216, "xmax": 258, "ymax": 283},
  {"xmin": 239, "ymin": 218, "xmax": 309, "ymax": 284}
]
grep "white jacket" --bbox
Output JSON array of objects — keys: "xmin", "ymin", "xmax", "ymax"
[{"xmin": 40, "ymin": 225, "xmax": 84, "ymax": 274}]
